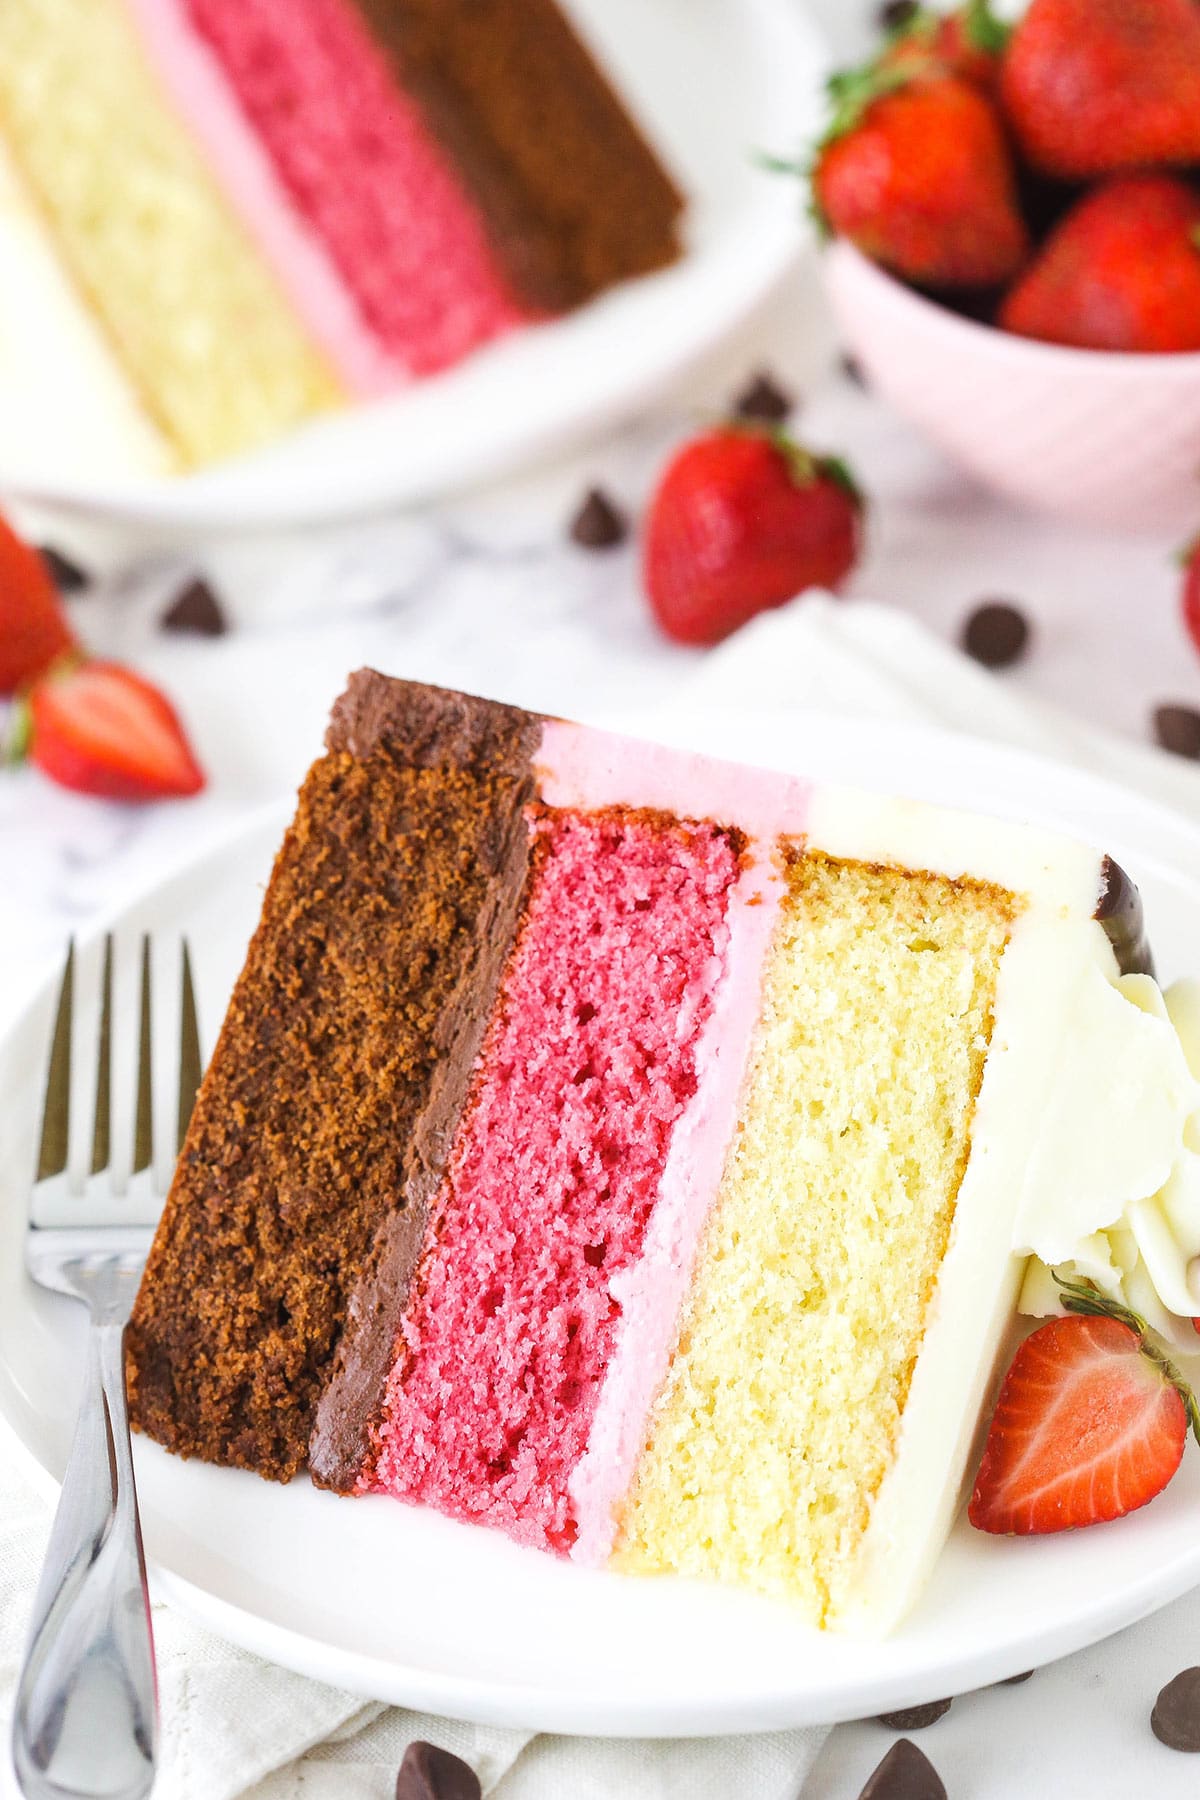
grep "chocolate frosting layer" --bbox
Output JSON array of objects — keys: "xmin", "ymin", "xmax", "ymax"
[
  {"xmin": 327, "ymin": 669, "xmax": 541, "ymax": 774},
  {"xmin": 1095, "ymin": 855, "xmax": 1155, "ymax": 978},
  {"xmin": 309, "ymin": 675, "xmax": 542, "ymax": 1490}
]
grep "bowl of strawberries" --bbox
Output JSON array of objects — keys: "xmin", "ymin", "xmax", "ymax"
[{"xmin": 814, "ymin": 0, "xmax": 1200, "ymax": 533}]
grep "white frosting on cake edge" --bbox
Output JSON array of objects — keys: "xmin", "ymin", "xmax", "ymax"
[
  {"xmin": 532, "ymin": 726, "xmax": 1200, "ymax": 1629},
  {"xmin": 0, "ymin": 134, "xmax": 171, "ymax": 480}
]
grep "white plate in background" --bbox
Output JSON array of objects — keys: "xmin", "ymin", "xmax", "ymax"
[
  {"xmin": 4, "ymin": 708, "xmax": 1200, "ymax": 1736},
  {"xmin": 0, "ymin": 0, "xmax": 827, "ymax": 529}
]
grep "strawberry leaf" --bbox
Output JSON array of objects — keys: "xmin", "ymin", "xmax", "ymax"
[
  {"xmin": 1176, "ymin": 533, "xmax": 1200, "ymax": 569},
  {"xmin": 962, "ymin": 0, "xmax": 1010, "ymax": 56},
  {"xmin": 816, "ymin": 453, "xmax": 865, "ymax": 509},
  {"xmin": 819, "ymin": 59, "xmax": 916, "ymax": 148}
]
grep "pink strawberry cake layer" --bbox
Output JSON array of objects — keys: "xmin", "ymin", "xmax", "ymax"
[
  {"xmin": 367, "ymin": 722, "xmax": 813, "ymax": 1559},
  {"xmin": 128, "ymin": 0, "xmax": 396, "ymax": 396},
  {"xmin": 137, "ymin": 0, "xmax": 526, "ymax": 382}
]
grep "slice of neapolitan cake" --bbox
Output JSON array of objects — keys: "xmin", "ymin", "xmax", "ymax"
[{"xmin": 126, "ymin": 672, "xmax": 1200, "ymax": 1634}]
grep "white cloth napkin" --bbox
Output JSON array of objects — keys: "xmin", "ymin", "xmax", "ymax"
[{"xmin": 5, "ymin": 594, "xmax": 1200, "ymax": 1800}]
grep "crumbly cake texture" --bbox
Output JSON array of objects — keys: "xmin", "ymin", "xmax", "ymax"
[
  {"xmin": 132, "ymin": 671, "xmax": 1179, "ymax": 1635},
  {"xmin": 126, "ymin": 682, "xmax": 540, "ymax": 1478},
  {"xmin": 0, "ymin": 0, "xmax": 684, "ymax": 466},
  {"xmin": 0, "ymin": 0, "xmax": 340, "ymax": 467},
  {"xmin": 614, "ymin": 852, "xmax": 1015, "ymax": 1622},
  {"xmin": 349, "ymin": 0, "xmax": 686, "ymax": 311}
]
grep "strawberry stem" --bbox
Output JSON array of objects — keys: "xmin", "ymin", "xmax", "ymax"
[
  {"xmin": 3, "ymin": 696, "xmax": 31, "ymax": 768},
  {"xmin": 962, "ymin": 0, "xmax": 1010, "ymax": 56},
  {"xmin": 1055, "ymin": 1275, "xmax": 1200, "ymax": 1449}
]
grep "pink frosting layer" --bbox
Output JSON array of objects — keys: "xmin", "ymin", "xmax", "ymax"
[
  {"xmin": 175, "ymin": 0, "xmax": 526, "ymax": 376},
  {"xmin": 127, "ymin": 0, "xmax": 395, "ymax": 396},
  {"xmin": 537, "ymin": 721, "xmax": 812, "ymax": 1564}
]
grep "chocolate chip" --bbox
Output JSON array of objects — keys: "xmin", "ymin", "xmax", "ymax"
[
  {"xmin": 733, "ymin": 370, "xmax": 794, "ymax": 425},
  {"xmin": 39, "ymin": 545, "xmax": 90, "ymax": 594},
  {"xmin": 841, "ymin": 353, "xmax": 867, "ymax": 387},
  {"xmin": 395, "ymin": 1741, "xmax": 482, "ymax": 1800},
  {"xmin": 1152, "ymin": 1669, "xmax": 1200, "ymax": 1751},
  {"xmin": 961, "ymin": 601, "xmax": 1030, "ymax": 669},
  {"xmin": 160, "ymin": 577, "xmax": 228, "ymax": 637},
  {"xmin": 858, "ymin": 1738, "xmax": 947, "ymax": 1800},
  {"xmin": 1000, "ymin": 1669, "xmax": 1035, "ymax": 1685},
  {"xmin": 876, "ymin": 1699, "xmax": 952, "ymax": 1730},
  {"xmin": 569, "ymin": 487, "xmax": 628, "ymax": 550},
  {"xmin": 877, "ymin": 0, "xmax": 920, "ymax": 27},
  {"xmin": 1095, "ymin": 855, "xmax": 1154, "ymax": 978},
  {"xmin": 1154, "ymin": 704, "xmax": 1200, "ymax": 760}
]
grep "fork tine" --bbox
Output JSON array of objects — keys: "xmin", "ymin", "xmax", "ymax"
[
  {"xmin": 176, "ymin": 940, "xmax": 201, "ymax": 1155},
  {"xmin": 36, "ymin": 942, "xmax": 74, "ymax": 1182},
  {"xmin": 132, "ymin": 935, "xmax": 153, "ymax": 1175},
  {"xmin": 91, "ymin": 934, "xmax": 113, "ymax": 1174}
]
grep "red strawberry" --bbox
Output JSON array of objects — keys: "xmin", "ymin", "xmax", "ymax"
[
  {"xmin": 1182, "ymin": 536, "xmax": 1200, "ymax": 660},
  {"xmin": 1001, "ymin": 0, "xmax": 1200, "ymax": 181},
  {"xmin": 998, "ymin": 175, "xmax": 1200, "ymax": 353},
  {"xmin": 643, "ymin": 428, "xmax": 862, "ymax": 647},
  {"xmin": 0, "ymin": 511, "xmax": 78, "ymax": 694},
  {"xmin": 23, "ymin": 660, "xmax": 205, "ymax": 802},
  {"xmin": 814, "ymin": 69, "xmax": 1029, "ymax": 289},
  {"xmin": 881, "ymin": 0, "xmax": 1010, "ymax": 88},
  {"xmin": 969, "ymin": 1281, "xmax": 1199, "ymax": 1536}
]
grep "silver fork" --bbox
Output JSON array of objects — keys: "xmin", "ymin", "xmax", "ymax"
[{"xmin": 12, "ymin": 936, "xmax": 202, "ymax": 1800}]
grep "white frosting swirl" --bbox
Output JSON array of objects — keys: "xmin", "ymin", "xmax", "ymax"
[{"xmin": 1018, "ymin": 974, "xmax": 1200, "ymax": 1352}]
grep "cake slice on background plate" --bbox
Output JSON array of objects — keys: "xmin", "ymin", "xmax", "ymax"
[
  {"xmin": 0, "ymin": 0, "xmax": 684, "ymax": 473},
  {"xmin": 126, "ymin": 673, "xmax": 1200, "ymax": 1635}
]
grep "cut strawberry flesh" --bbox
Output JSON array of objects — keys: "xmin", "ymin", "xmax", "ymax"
[
  {"xmin": 30, "ymin": 661, "xmax": 205, "ymax": 803},
  {"xmin": 969, "ymin": 1314, "xmax": 1187, "ymax": 1535}
]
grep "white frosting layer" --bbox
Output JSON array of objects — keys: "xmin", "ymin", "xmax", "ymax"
[
  {"xmin": 1018, "ymin": 975, "xmax": 1200, "ymax": 1350},
  {"xmin": 0, "ymin": 136, "xmax": 169, "ymax": 479}
]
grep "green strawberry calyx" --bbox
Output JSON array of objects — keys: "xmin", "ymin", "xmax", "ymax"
[
  {"xmin": 3, "ymin": 694, "xmax": 32, "ymax": 769},
  {"xmin": 749, "ymin": 426, "xmax": 865, "ymax": 509},
  {"xmin": 1054, "ymin": 1274, "xmax": 1200, "ymax": 1448},
  {"xmin": 1176, "ymin": 532, "xmax": 1200, "ymax": 570},
  {"xmin": 960, "ymin": 0, "xmax": 1010, "ymax": 57}
]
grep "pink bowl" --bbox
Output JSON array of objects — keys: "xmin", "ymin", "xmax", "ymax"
[{"xmin": 823, "ymin": 239, "xmax": 1200, "ymax": 536}]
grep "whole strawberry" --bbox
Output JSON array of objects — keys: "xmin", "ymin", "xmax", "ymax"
[
  {"xmin": 814, "ymin": 68, "xmax": 1029, "ymax": 289},
  {"xmin": 643, "ymin": 428, "xmax": 862, "ymax": 647},
  {"xmin": 998, "ymin": 175, "xmax": 1200, "ymax": 353},
  {"xmin": 1182, "ymin": 535, "xmax": 1200, "ymax": 658},
  {"xmin": 19, "ymin": 660, "xmax": 206, "ymax": 802},
  {"xmin": 1001, "ymin": 0, "xmax": 1200, "ymax": 180},
  {"xmin": 970, "ymin": 1279, "xmax": 1199, "ymax": 1536},
  {"xmin": 881, "ymin": 0, "xmax": 1010, "ymax": 89},
  {"xmin": 0, "ymin": 511, "xmax": 78, "ymax": 694}
]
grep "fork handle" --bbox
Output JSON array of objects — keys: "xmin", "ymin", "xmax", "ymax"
[{"xmin": 12, "ymin": 1320, "xmax": 158, "ymax": 1800}]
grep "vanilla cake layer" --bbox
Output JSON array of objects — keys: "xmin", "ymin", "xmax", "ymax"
[
  {"xmin": 0, "ymin": 0, "xmax": 340, "ymax": 467},
  {"xmin": 130, "ymin": 676, "xmax": 1200, "ymax": 1636},
  {"xmin": 0, "ymin": 138, "xmax": 171, "ymax": 481},
  {"xmin": 615, "ymin": 853, "xmax": 1016, "ymax": 1622}
]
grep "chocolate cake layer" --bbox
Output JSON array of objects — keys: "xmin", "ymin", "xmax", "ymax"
[
  {"xmin": 127, "ymin": 673, "xmax": 541, "ymax": 1480},
  {"xmin": 349, "ymin": 0, "xmax": 685, "ymax": 312}
]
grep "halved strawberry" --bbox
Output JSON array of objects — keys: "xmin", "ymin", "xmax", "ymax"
[
  {"xmin": 0, "ymin": 510, "xmax": 78, "ymax": 694},
  {"xmin": 23, "ymin": 660, "xmax": 205, "ymax": 803},
  {"xmin": 969, "ymin": 1280, "xmax": 1199, "ymax": 1535}
]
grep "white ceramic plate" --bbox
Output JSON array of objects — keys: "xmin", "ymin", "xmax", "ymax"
[
  {"xmin": 2, "ymin": 0, "xmax": 826, "ymax": 530},
  {"xmin": 5, "ymin": 708, "xmax": 1200, "ymax": 1737}
]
